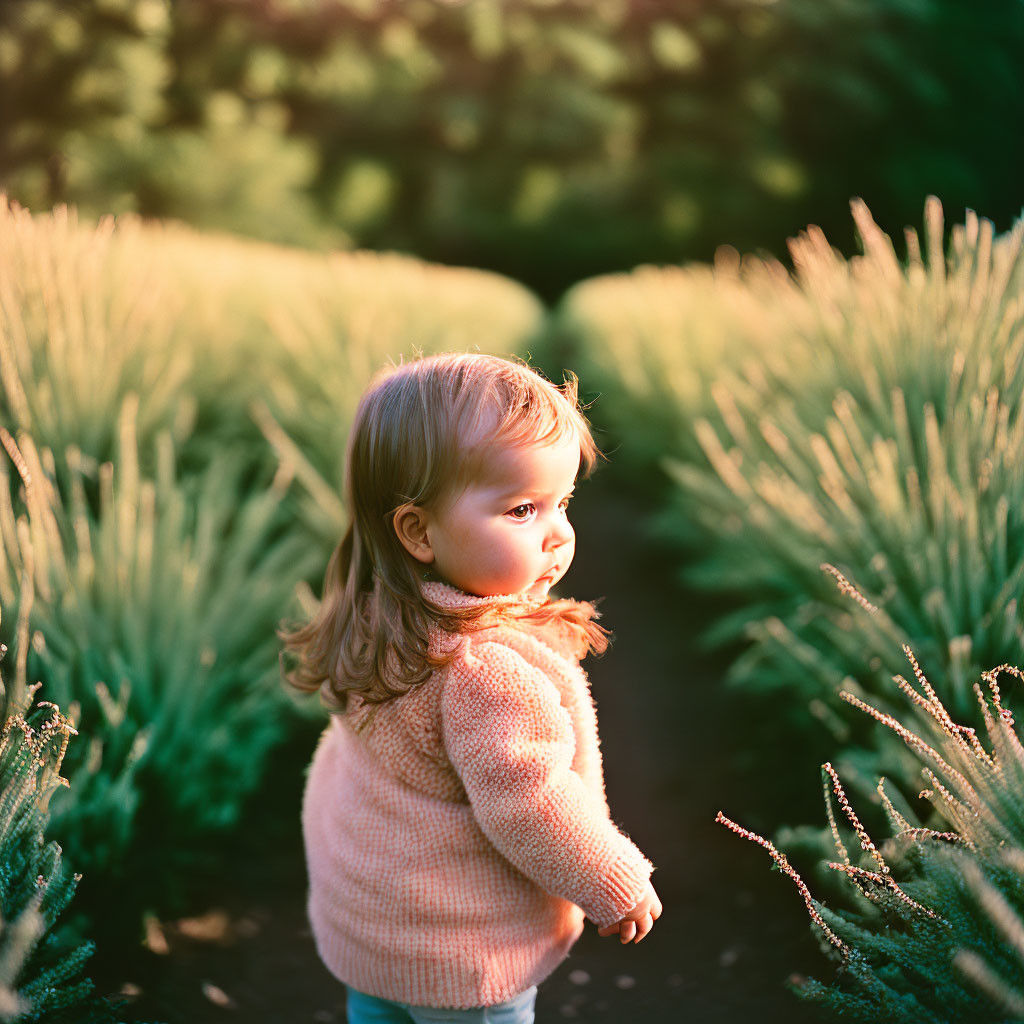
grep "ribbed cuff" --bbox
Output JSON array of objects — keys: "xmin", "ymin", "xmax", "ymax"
[{"xmin": 579, "ymin": 837, "xmax": 655, "ymax": 929}]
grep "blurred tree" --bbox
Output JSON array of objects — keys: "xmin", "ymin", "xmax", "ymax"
[
  {"xmin": 0, "ymin": 0, "xmax": 330, "ymax": 247},
  {"xmin": 768, "ymin": 0, "xmax": 1024, "ymax": 267},
  {"xmin": 2, "ymin": 0, "xmax": 1021, "ymax": 300}
]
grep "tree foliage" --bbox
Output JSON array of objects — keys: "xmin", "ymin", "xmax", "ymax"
[{"xmin": 4, "ymin": 0, "xmax": 1021, "ymax": 298}]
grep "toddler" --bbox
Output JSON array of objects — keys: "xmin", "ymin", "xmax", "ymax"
[{"xmin": 280, "ymin": 352, "xmax": 661, "ymax": 1024}]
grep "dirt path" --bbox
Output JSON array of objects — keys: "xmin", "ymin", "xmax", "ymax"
[{"xmin": 91, "ymin": 476, "xmax": 837, "ymax": 1024}]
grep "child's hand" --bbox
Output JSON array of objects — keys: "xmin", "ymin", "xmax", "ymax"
[{"xmin": 596, "ymin": 881, "xmax": 662, "ymax": 944}]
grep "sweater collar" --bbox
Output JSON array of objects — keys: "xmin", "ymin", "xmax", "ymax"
[{"xmin": 418, "ymin": 579, "xmax": 549, "ymax": 615}]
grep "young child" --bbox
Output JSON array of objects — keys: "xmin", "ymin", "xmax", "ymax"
[{"xmin": 280, "ymin": 351, "xmax": 662, "ymax": 1024}]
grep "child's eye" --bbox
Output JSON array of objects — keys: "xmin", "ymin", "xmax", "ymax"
[{"xmin": 507, "ymin": 503, "xmax": 535, "ymax": 520}]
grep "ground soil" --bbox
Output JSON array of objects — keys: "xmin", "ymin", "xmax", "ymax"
[{"xmin": 89, "ymin": 476, "xmax": 840, "ymax": 1024}]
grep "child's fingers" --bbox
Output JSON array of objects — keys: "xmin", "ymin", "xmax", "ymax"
[
  {"xmin": 633, "ymin": 912, "xmax": 654, "ymax": 943},
  {"xmin": 597, "ymin": 922, "xmax": 618, "ymax": 937},
  {"xmin": 619, "ymin": 920, "xmax": 637, "ymax": 944}
]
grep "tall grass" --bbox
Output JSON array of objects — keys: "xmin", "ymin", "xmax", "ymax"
[
  {"xmin": 0, "ymin": 198, "xmax": 546, "ymax": 925},
  {"xmin": 671, "ymin": 198, "xmax": 1024, "ymax": 746},
  {"xmin": 553, "ymin": 243, "xmax": 812, "ymax": 487},
  {"xmin": 249, "ymin": 247, "xmax": 545, "ymax": 548},
  {"xmin": 1, "ymin": 197, "xmax": 545, "ymax": 552},
  {"xmin": 558, "ymin": 197, "xmax": 1024, "ymax": 755},
  {"xmin": 0, "ymin": 203, "xmax": 192, "ymax": 476},
  {"xmin": 0, "ymin": 407, "xmax": 322, "ymax": 902}
]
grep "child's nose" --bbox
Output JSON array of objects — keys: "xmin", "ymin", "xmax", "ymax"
[{"xmin": 545, "ymin": 516, "xmax": 574, "ymax": 550}]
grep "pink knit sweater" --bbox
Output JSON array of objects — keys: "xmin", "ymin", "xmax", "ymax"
[{"xmin": 301, "ymin": 580, "xmax": 655, "ymax": 1010}]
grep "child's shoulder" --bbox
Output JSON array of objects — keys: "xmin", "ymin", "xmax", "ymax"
[
  {"xmin": 448, "ymin": 621, "xmax": 524, "ymax": 666},
  {"xmin": 488, "ymin": 612, "xmax": 588, "ymax": 666},
  {"xmin": 450, "ymin": 616, "xmax": 581, "ymax": 682}
]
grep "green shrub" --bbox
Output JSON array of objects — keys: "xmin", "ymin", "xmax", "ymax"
[
  {"xmin": 719, "ymin": 636, "xmax": 1024, "ymax": 1022},
  {"xmin": 552, "ymin": 247, "xmax": 807, "ymax": 490},
  {"xmin": 0, "ymin": 199, "xmax": 544, "ymax": 920},
  {"xmin": 0, "ymin": 0, "xmax": 325, "ymax": 247},
  {"xmin": 669, "ymin": 198, "xmax": 1024, "ymax": 746},
  {"xmin": 0, "ymin": 579, "xmax": 153, "ymax": 1021},
  {"xmin": 249, "ymin": 249, "xmax": 545, "ymax": 549},
  {"xmin": 560, "ymin": 197, "xmax": 1024, "ymax": 756},
  {"xmin": 0, "ymin": 412, "xmax": 321, "ymax": 911},
  {"xmin": 0, "ymin": 0, "xmax": 797, "ymax": 291},
  {"xmin": 0, "ymin": 198, "xmax": 544, "ymax": 546}
]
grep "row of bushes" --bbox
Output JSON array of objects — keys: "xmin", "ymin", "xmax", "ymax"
[
  {"xmin": 558, "ymin": 195, "xmax": 1024, "ymax": 1019},
  {"xmin": 560, "ymin": 194, "xmax": 1024, "ymax": 772},
  {"xmin": 0, "ymin": 197, "xmax": 543, "ymax": 1015},
  {"xmin": 5, "ymin": 190, "xmax": 1024, "ymax": 1019}
]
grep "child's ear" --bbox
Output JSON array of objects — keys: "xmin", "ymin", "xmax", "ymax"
[{"xmin": 392, "ymin": 503, "xmax": 434, "ymax": 564}]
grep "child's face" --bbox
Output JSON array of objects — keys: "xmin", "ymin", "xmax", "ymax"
[{"xmin": 423, "ymin": 432, "xmax": 579, "ymax": 599}]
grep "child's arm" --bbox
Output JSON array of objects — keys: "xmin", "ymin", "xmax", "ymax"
[{"xmin": 441, "ymin": 640, "xmax": 655, "ymax": 932}]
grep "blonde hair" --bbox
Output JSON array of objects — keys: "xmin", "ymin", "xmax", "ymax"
[{"xmin": 278, "ymin": 351, "xmax": 610, "ymax": 714}]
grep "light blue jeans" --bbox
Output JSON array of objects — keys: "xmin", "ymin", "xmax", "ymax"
[{"xmin": 345, "ymin": 984, "xmax": 538, "ymax": 1024}]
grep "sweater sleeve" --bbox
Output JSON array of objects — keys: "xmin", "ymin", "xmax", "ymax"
[{"xmin": 441, "ymin": 639, "xmax": 654, "ymax": 929}]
